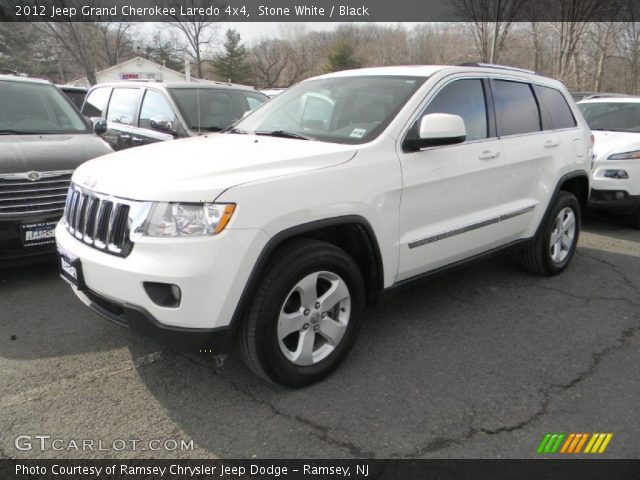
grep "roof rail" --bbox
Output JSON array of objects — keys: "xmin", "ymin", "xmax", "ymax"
[
  {"xmin": 582, "ymin": 93, "xmax": 630, "ymax": 101},
  {"xmin": 457, "ymin": 62, "xmax": 536, "ymax": 75}
]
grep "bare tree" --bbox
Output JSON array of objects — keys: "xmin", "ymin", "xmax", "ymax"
[
  {"xmin": 97, "ymin": 22, "xmax": 137, "ymax": 67},
  {"xmin": 617, "ymin": 3, "xmax": 640, "ymax": 94},
  {"xmin": 167, "ymin": 0, "xmax": 221, "ymax": 79},
  {"xmin": 250, "ymin": 39, "xmax": 289, "ymax": 87},
  {"xmin": 451, "ymin": 0, "xmax": 526, "ymax": 62},
  {"xmin": 35, "ymin": 22, "xmax": 103, "ymax": 85}
]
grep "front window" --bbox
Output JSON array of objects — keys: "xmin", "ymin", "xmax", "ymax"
[
  {"xmin": 232, "ymin": 75, "xmax": 426, "ymax": 144},
  {"xmin": 169, "ymin": 88, "xmax": 268, "ymax": 132},
  {"xmin": 578, "ymin": 102, "xmax": 640, "ymax": 133},
  {"xmin": 0, "ymin": 80, "xmax": 89, "ymax": 134}
]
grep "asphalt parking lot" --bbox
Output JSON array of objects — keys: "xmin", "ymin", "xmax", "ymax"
[{"xmin": 1, "ymin": 213, "xmax": 639, "ymax": 460}]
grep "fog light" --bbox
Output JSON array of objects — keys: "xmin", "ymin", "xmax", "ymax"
[
  {"xmin": 615, "ymin": 191, "xmax": 625, "ymax": 200},
  {"xmin": 143, "ymin": 282, "xmax": 181, "ymax": 308},
  {"xmin": 604, "ymin": 169, "xmax": 629, "ymax": 179}
]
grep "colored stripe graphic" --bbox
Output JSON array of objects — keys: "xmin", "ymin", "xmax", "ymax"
[{"xmin": 538, "ymin": 433, "xmax": 613, "ymax": 454}]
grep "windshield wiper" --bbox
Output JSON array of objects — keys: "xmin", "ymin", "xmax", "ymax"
[
  {"xmin": 223, "ymin": 127, "xmax": 248, "ymax": 134},
  {"xmin": 255, "ymin": 130, "xmax": 316, "ymax": 141},
  {"xmin": 191, "ymin": 126, "xmax": 224, "ymax": 132}
]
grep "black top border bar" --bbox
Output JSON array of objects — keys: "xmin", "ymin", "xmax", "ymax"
[{"xmin": 1, "ymin": 0, "xmax": 640, "ymax": 22}]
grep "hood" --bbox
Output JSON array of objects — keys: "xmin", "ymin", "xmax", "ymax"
[
  {"xmin": 72, "ymin": 134, "xmax": 358, "ymax": 202},
  {"xmin": 0, "ymin": 134, "xmax": 112, "ymax": 174},
  {"xmin": 592, "ymin": 130, "xmax": 640, "ymax": 160}
]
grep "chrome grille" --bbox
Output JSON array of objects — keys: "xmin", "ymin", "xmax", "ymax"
[
  {"xmin": 0, "ymin": 170, "xmax": 72, "ymax": 216},
  {"xmin": 63, "ymin": 185, "xmax": 135, "ymax": 257}
]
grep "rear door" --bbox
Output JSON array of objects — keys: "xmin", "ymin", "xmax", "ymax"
[
  {"xmin": 397, "ymin": 76, "xmax": 505, "ymax": 280},
  {"xmin": 491, "ymin": 79, "xmax": 569, "ymax": 241}
]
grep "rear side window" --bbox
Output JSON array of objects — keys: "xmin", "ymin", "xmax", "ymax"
[
  {"xmin": 82, "ymin": 87, "xmax": 110, "ymax": 117},
  {"xmin": 106, "ymin": 88, "xmax": 140, "ymax": 125},
  {"xmin": 493, "ymin": 80, "xmax": 541, "ymax": 136},
  {"xmin": 534, "ymin": 85, "xmax": 577, "ymax": 130}
]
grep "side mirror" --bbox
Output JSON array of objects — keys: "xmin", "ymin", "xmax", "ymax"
[
  {"xmin": 91, "ymin": 117, "xmax": 107, "ymax": 136},
  {"xmin": 150, "ymin": 117, "xmax": 175, "ymax": 134},
  {"xmin": 405, "ymin": 113, "xmax": 466, "ymax": 151}
]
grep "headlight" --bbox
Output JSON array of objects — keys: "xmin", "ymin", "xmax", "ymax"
[
  {"xmin": 143, "ymin": 203, "xmax": 235, "ymax": 237},
  {"xmin": 608, "ymin": 150, "xmax": 640, "ymax": 160}
]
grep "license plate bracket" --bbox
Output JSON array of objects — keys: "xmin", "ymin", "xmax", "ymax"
[{"xmin": 58, "ymin": 249, "xmax": 86, "ymax": 291}]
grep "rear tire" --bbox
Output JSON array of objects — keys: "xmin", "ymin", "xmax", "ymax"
[
  {"xmin": 238, "ymin": 239, "xmax": 365, "ymax": 387},
  {"xmin": 520, "ymin": 191, "xmax": 581, "ymax": 276}
]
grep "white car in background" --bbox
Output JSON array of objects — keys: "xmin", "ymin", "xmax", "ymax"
[{"xmin": 578, "ymin": 97, "xmax": 640, "ymax": 227}]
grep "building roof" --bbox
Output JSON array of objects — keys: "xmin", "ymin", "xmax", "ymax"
[{"xmin": 67, "ymin": 56, "xmax": 190, "ymax": 86}]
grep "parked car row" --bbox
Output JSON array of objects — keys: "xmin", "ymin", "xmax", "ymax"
[
  {"xmin": 0, "ymin": 76, "xmax": 269, "ymax": 263},
  {"xmin": 2, "ymin": 64, "xmax": 639, "ymax": 387}
]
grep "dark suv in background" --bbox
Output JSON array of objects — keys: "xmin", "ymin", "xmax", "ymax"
[
  {"xmin": 0, "ymin": 75, "xmax": 112, "ymax": 263},
  {"xmin": 81, "ymin": 81, "xmax": 268, "ymax": 150}
]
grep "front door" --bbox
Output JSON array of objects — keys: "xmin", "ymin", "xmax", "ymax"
[{"xmin": 397, "ymin": 77, "xmax": 504, "ymax": 281}]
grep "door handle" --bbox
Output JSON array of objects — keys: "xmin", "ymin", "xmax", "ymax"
[
  {"xmin": 478, "ymin": 150, "xmax": 501, "ymax": 160},
  {"xmin": 544, "ymin": 139, "xmax": 560, "ymax": 148}
]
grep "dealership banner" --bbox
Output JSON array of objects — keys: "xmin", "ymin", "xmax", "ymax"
[
  {"xmin": 1, "ymin": 0, "xmax": 639, "ymax": 22},
  {"xmin": 2, "ymin": 459, "xmax": 640, "ymax": 480}
]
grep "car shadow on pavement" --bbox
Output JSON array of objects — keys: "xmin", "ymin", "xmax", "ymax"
[{"xmin": 130, "ymin": 221, "xmax": 640, "ymax": 458}]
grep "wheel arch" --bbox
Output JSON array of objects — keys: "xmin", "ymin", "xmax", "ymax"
[
  {"xmin": 557, "ymin": 170, "xmax": 590, "ymax": 212},
  {"xmin": 229, "ymin": 215, "xmax": 384, "ymax": 332}
]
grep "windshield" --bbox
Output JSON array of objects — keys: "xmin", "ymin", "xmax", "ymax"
[
  {"xmin": 232, "ymin": 75, "xmax": 426, "ymax": 144},
  {"xmin": 169, "ymin": 88, "xmax": 268, "ymax": 132},
  {"xmin": 578, "ymin": 102, "xmax": 640, "ymax": 133},
  {"xmin": 0, "ymin": 80, "xmax": 90, "ymax": 134}
]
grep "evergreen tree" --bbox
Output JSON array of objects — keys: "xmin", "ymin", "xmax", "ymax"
[
  {"xmin": 325, "ymin": 40, "xmax": 361, "ymax": 73},
  {"xmin": 213, "ymin": 29, "xmax": 251, "ymax": 83}
]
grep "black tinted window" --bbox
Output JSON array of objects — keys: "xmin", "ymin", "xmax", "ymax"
[
  {"xmin": 535, "ymin": 85, "xmax": 577, "ymax": 130},
  {"xmin": 170, "ymin": 89, "xmax": 268, "ymax": 132},
  {"xmin": 82, "ymin": 87, "xmax": 110, "ymax": 117},
  {"xmin": 493, "ymin": 80, "xmax": 541, "ymax": 136},
  {"xmin": 106, "ymin": 88, "xmax": 140, "ymax": 125},
  {"xmin": 420, "ymin": 79, "xmax": 488, "ymax": 141}
]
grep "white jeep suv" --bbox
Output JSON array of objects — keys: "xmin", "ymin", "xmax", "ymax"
[
  {"xmin": 56, "ymin": 65, "xmax": 591, "ymax": 387},
  {"xmin": 577, "ymin": 96, "xmax": 640, "ymax": 227}
]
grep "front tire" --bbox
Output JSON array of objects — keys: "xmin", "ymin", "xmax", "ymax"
[
  {"xmin": 238, "ymin": 239, "xmax": 365, "ymax": 387},
  {"xmin": 520, "ymin": 191, "xmax": 581, "ymax": 276}
]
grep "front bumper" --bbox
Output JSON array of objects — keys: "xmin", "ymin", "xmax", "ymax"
[
  {"xmin": 56, "ymin": 222, "xmax": 269, "ymax": 333},
  {"xmin": 589, "ymin": 160, "xmax": 640, "ymax": 214},
  {"xmin": 76, "ymin": 287, "xmax": 235, "ymax": 352},
  {"xmin": 588, "ymin": 189, "xmax": 640, "ymax": 214}
]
